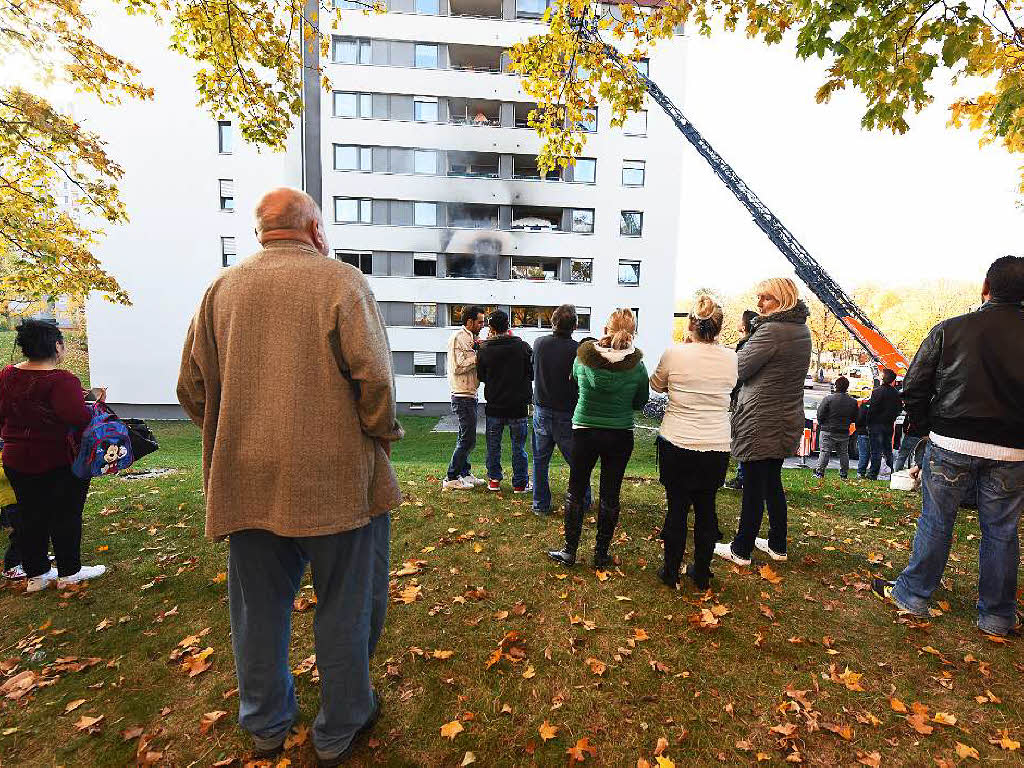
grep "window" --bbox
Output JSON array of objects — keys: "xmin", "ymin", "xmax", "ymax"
[
  {"xmin": 414, "ymin": 202, "xmax": 437, "ymax": 226},
  {"xmin": 576, "ymin": 307, "xmax": 591, "ymax": 332},
  {"xmin": 217, "ymin": 121, "xmax": 232, "ymax": 153},
  {"xmin": 221, "ymin": 236, "xmax": 237, "ymax": 267},
  {"xmin": 624, "ymin": 110, "xmax": 648, "ymax": 136},
  {"xmin": 571, "ymin": 209, "xmax": 594, "ymax": 233},
  {"xmin": 572, "ymin": 158, "xmax": 596, "ymax": 183},
  {"xmin": 618, "ymin": 260, "xmax": 641, "ymax": 285},
  {"xmin": 334, "ymin": 92, "xmax": 371, "ymax": 118},
  {"xmin": 337, "ymin": 250, "xmax": 373, "ymax": 274},
  {"xmin": 570, "ymin": 259, "xmax": 592, "ymax": 283},
  {"xmin": 620, "ymin": 210, "xmax": 644, "ymax": 236},
  {"xmin": 413, "ymin": 252, "xmax": 437, "ymax": 276},
  {"xmin": 333, "ymin": 0, "xmax": 363, "ymax": 8},
  {"xmin": 413, "ymin": 150, "xmax": 437, "ymax": 175},
  {"xmin": 414, "ymin": 97, "xmax": 438, "ymax": 122},
  {"xmin": 333, "ymin": 37, "xmax": 371, "ymax": 64},
  {"xmin": 334, "ymin": 145, "xmax": 372, "ymax": 171},
  {"xmin": 413, "ymin": 351, "xmax": 438, "ymax": 375},
  {"xmin": 335, "ymin": 197, "xmax": 373, "ymax": 223},
  {"xmin": 622, "ymin": 160, "xmax": 645, "ymax": 186},
  {"xmin": 416, "ymin": 0, "xmax": 439, "ymax": 12},
  {"xmin": 414, "ymin": 44, "xmax": 438, "ymax": 68},
  {"xmin": 414, "ymin": 303, "xmax": 437, "ymax": 326},
  {"xmin": 636, "ymin": 58, "xmax": 649, "ymax": 77},
  {"xmin": 511, "ymin": 258, "xmax": 559, "ymax": 281},
  {"xmin": 516, "ymin": 0, "xmax": 547, "ymax": 17},
  {"xmin": 218, "ymin": 179, "xmax": 234, "ymax": 211},
  {"xmin": 576, "ymin": 108, "xmax": 597, "ymax": 133},
  {"xmin": 511, "ymin": 306, "xmax": 555, "ymax": 328},
  {"xmin": 631, "ymin": 307, "xmax": 640, "ymax": 330}
]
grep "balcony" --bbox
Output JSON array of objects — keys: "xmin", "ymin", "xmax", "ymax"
[
  {"xmin": 447, "ymin": 202, "xmax": 500, "ymax": 229},
  {"xmin": 511, "ymin": 256, "xmax": 560, "ymax": 281},
  {"xmin": 448, "ymin": 97, "xmax": 501, "ymax": 127},
  {"xmin": 447, "ymin": 151, "xmax": 500, "ymax": 179},
  {"xmin": 511, "ymin": 154, "xmax": 560, "ymax": 181},
  {"xmin": 513, "ymin": 101, "xmax": 541, "ymax": 128},
  {"xmin": 449, "ymin": 43, "xmax": 505, "ymax": 73},
  {"xmin": 449, "ymin": 0, "xmax": 502, "ymax": 18}
]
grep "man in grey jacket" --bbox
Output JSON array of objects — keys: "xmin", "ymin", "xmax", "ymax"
[{"xmin": 814, "ymin": 376, "xmax": 859, "ymax": 479}]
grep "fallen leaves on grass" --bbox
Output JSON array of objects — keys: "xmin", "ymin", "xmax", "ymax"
[
  {"xmin": 181, "ymin": 647, "xmax": 214, "ymax": 678},
  {"xmin": 856, "ymin": 751, "xmax": 881, "ymax": 767},
  {"xmin": 461, "ymin": 752, "xmax": 476, "ymax": 766},
  {"xmin": 284, "ymin": 724, "xmax": 310, "ymax": 750},
  {"xmin": 199, "ymin": 710, "xmax": 228, "ymax": 734},
  {"xmin": 890, "ymin": 697, "xmax": 908, "ymax": 713},
  {"xmin": 293, "ymin": 595, "xmax": 316, "ymax": 612},
  {"xmin": 73, "ymin": 714, "xmax": 104, "ymax": 733},
  {"xmin": 440, "ymin": 720, "xmax": 464, "ymax": 740},
  {"xmin": 932, "ymin": 712, "xmax": 957, "ymax": 726},
  {"xmin": 759, "ymin": 565, "xmax": 782, "ymax": 585},
  {"xmin": 121, "ymin": 726, "xmax": 145, "ymax": 741},
  {"xmin": 566, "ymin": 737, "xmax": 597, "ymax": 762},
  {"xmin": 989, "ymin": 730, "xmax": 1021, "ymax": 751},
  {"xmin": 906, "ymin": 713, "xmax": 934, "ymax": 735},
  {"xmin": 64, "ymin": 698, "xmax": 86, "ymax": 713},
  {"xmin": 829, "ymin": 665, "xmax": 865, "ymax": 691},
  {"xmin": 538, "ymin": 720, "xmax": 559, "ymax": 742},
  {"xmin": 485, "ymin": 631, "xmax": 527, "ymax": 670},
  {"xmin": 396, "ymin": 584, "xmax": 423, "ymax": 604},
  {"xmin": 585, "ymin": 657, "xmax": 607, "ymax": 676},
  {"xmin": 955, "ymin": 742, "xmax": 980, "ymax": 760}
]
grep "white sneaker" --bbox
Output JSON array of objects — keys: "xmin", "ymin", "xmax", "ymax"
[
  {"xmin": 462, "ymin": 474, "xmax": 487, "ymax": 487},
  {"xmin": 2, "ymin": 564, "xmax": 26, "ymax": 580},
  {"xmin": 56, "ymin": 565, "xmax": 106, "ymax": 588},
  {"xmin": 714, "ymin": 542, "xmax": 751, "ymax": 566},
  {"xmin": 442, "ymin": 477, "xmax": 473, "ymax": 491},
  {"xmin": 25, "ymin": 567, "xmax": 58, "ymax": 593},
  {"xmin": 754, "ymin": 538, "xmax": 788, "ymax": 561}
]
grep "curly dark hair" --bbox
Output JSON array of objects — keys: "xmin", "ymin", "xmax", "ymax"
[{"xmin": 15, "ymin": 320, "xmax": 63, "ymax": 361}]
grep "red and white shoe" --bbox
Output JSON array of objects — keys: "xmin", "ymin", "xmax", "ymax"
[{"xmin": 487, "ymin": 479, "xmax": 501, "ymax": 492}]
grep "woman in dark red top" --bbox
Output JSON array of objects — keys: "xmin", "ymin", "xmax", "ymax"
[{"xmin": 0, "ymin": 320, "xmax": 106, "ymax": 592}]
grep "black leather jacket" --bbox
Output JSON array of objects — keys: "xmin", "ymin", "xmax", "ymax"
[{"xmin": 901, "ymin": 301, "xmax": 1024, "ymax": 449}]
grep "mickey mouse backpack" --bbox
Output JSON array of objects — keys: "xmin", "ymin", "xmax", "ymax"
[{"xmin": 72, "ymin": 402, "xmax": 134, "ymax": 479}]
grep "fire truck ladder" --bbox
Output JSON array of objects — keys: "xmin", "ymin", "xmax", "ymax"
[{"xmin": 582, "ymin": 27, "xmax": 909, "ymax": 374}]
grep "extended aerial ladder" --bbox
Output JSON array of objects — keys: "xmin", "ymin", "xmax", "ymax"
[{"xmin": 580, "ymin": 24, "xmax": 910, "ymax": 375}]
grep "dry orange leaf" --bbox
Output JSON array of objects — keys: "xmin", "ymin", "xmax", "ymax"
[
  {"xmin": 64, "ymin": 698, "xmax": 86, "ymax": 713},
  {"xmin": 566, "ymin": 737, "xmax": 597, "ymax": 762},
  {"xmin": 654, "ymin": 736, "xmax": 669, "ymax": 756},
  {"xmin": 655, "ymin": 756, "xmax": 676, "ymax": 768},
  {"xmin": 522, "ymin": 664, "xmax": 536, "ymax": 679},
  {"xmin": 199, "ymin": 710, "xmax": 227, "ymax": 735},
  {"xmin": 770, "ymin": 722, "xmax": 798, "ymax": 737},
  {"xmin": 538, "ymin": 720, "xmax": 559, "ymax": 742},
  {"xmin": 586, "ymin": 657, "xmax": 607, "ymax": 676},
  {"xmin": 989, "ymin": 730, "xmax": 1021, "ymax": 751},
  {"xmin": 889, "ymin": 698, "xmax": 908, "ymax": 713},
  {"xmin": 73, "ymin": 714, "xmax": 104, "ymax": 732},
  {"xmin": 955, "ymin": 742, "xmax": 980, "ymax": 760},
  {"xmin": 856, "ymin": 752, "xmax": 881, "ymax": 767},
  {"xmin": 633, "ymin": 628, "xmax": 649, "ymax": 641},
  {"xmin": 595, "ymin": 570, "xmax": 609, "ymax": 582},
  {"xmin": 461, "ymin": 751, "xmax": 477, "ymax": 766},
  {"xmin": 907, "ymin": 713, "xmax": 934, "ymax": 735},
  {"xmin": 284, "ymin": 724, "xmax": 310, "ymax": 750},
  {"xmin": 932, "ymin": 712, "xmax": 957, "ymax": 726},
  {"xmin": 759, "ymin": 565, "xmax": 782, "ymax": 585},
  {"xmin": 440, "ymin": 720, "xmax": 464, "ymax": 740}
]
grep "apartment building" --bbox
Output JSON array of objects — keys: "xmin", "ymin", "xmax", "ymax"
[{"xmin": 83, "ymin": 3, "xmax": 685, "ymax": 415}]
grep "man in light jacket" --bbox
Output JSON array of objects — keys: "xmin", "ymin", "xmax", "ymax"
[
  {"xmin": 444, "ymin": 306, "xmax": 486, "ymax": 490},
  {"xmin": 177, "ymin": 188, "xmax": 403, "ymax": 766}
]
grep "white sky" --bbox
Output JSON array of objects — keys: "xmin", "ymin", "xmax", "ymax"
[{"xmin": 671, "ymin": 32, "xmax": 1023, "ymax": 301}]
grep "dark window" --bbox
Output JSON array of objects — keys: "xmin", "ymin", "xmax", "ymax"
[
  {"xmin": 218, "ymin": 179, "xmax": 234, "ymax": 211},
  {"xmin": 620, "ymin": 211, "xmax": 643, "ymax": 236},
  {"xmin": 570, "ymin": 259, "xmax": 592, "ymax": 283},
  {"xmin": 413, "ymin": 253, "xmax": 437, "ymax": 276},
  {"xmin": 337, "ymin": 251, "xmax": 373, "ymax": 274},
  {"xmin": 221, "ymin": 236, "xmax": 237, "ymax": 267}
]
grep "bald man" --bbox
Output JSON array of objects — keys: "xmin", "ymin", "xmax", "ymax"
[{"xmin": 178, "ymin": 188, "xmax": 403, "ymax": 765}]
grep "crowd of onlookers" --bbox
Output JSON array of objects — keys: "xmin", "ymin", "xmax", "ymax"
[{"xmin": 2, "ymin": 188, "xmax": 1020, "ymax": 767}]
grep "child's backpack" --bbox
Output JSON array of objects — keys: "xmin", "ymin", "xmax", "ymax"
[{"xmin": 72, "ymin": 402, "xmax": 134, "ymax": 479}]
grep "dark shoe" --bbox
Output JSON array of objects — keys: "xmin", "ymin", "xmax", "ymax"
[
  {"xmin": 547, "ymin": 494, "xmax": 584, "ymax": 566},
  {"xmin": 253, "ymin": 742, "xmax": 285, "ymax": 760},
  {"xmin": 871, "ymin": 577, "xmax": 895, "ymax": 603},
  {"xmin": 317, "ymin": 690, "xmax": 382, "ymax": 767},
  {"xmin": 657, "ymin": 565, "xmax": 678, "ymax": 588},
  {"xmin": 533, "ymin": 506, "xmax": 554, "ymax": 517},
  {"xmin": 685, "ymin": 563, "xmax": 712, "ymax": 590},
  {"xmin": 593, "ymin": 500, "xmax": 620, "ymax": 569},
  {"xmin": 723, "ymin": 477, "xmax": 743, "ymax": 490},
  {"xmin": 839, "ymin": 473, "xmax": 848, "ymax": 480},
  {"xmin": 813, "ymin": 470, "xmax": 824, "ymax": 479}
]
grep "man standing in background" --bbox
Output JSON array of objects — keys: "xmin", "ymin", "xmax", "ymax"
[
  {"xmin": 814, "ymin": 375, "xmax": 858, "ymax": 479},
  {"xmin": 866, "ymin": 368, "xmax": 902, "ymax": 480},
  {"xmin": 443, "ymin": 306, "xmax": 486, "ymax": 490}
]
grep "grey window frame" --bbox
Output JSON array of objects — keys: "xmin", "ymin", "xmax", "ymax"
[
  {"xmin": 414, "ymin": 96, "xmax": 439, "ymax": 121},
  {"xmin": 573, "ymin": 158, "xmax": 596, "ymax": 183},
  {"xmin": 622, "ymin": 159, "xmax": 645, "ymax": 186},
  {"xmin": 414, "ymin": 303, "xmax": 438, "ymax": 326},
  {"xmin": 415, "ymin": 0, "xmax": 440, "ymax": 13},
  {"xmin": 220, "ymin": 236, "xmax": 237, "ymax": 267},
  {"xmin": 334, "ymin": 145, "xmax": 372, "ymax": 171},
  {"xmin": 333, "ymin": 37, "xmax": 371, "ymax": 64},
  {"xmin": 623, "ymin": 109, "xmax": 648, "ymax": 136},
  {"xmin": 218, "ymin": 178, "xmax": 234, "ymax": 211},
  {"xmin": 414, "ymin": 43, "xmax": 439, "ymax": 68},
  {"xmin": 413, "ymin": 149, "xmax": 437, "ymax": 175},
  {"xmin": 413, "ymin": 252, "xmax": 437, "ymax": 276},
  {"xmin": 619, "ymin": 210, "xmax": 644, "ymax": 237},
  {"xmin": 414, "ymin": 202, "xmax": 438, "ymax": 226},
  {"xmin": 335, "ymin": 197, "xmax": 373, "ymax": 223},
  {"xmin": 217, "ymin": 121, "xmax": 232, "ymax": 154},
  {"xmin": 336, "ymin": 250, "xmax": 373, "ymax": 274},
  {"xmin": 570, "ymin": 258, "xmax": 593, "ymax": 283},
  {"xmin": 570, "ymin": 208, "xmax": 594, "ymax": 234},
  {"xmin": 618, "ymin": 259, "xmax": 641, "ymax": 285}
]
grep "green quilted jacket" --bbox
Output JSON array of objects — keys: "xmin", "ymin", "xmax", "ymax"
[{"xmin": 571, "ymin": 341, "xmax": 650, "ymax": 430}]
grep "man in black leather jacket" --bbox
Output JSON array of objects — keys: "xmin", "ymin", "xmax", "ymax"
[{"xmin": 874, "ymin": 256, "xmax": 1024, "ymax": 637}]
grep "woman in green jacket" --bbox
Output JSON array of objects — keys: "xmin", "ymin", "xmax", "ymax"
[{"xmin": 548, "ymin": 309, "xmax": 649, "ymax": 568}]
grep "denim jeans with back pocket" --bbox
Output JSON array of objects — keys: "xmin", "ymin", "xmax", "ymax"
[{"xmin": 892, "ymin": 443, "xmax": 1024, "ymax": 635}]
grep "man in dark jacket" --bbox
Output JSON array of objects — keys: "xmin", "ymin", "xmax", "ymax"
[
  {"xmin": 814, "ymin": 376, "xmax": 858, "ymax": 479},
  {"xmin": 477, "ymin": 310, "xmax": 534, "ymax": 493},
  {"xmin": 530, "ymin": 305, "xmax": 591, "ymax": 515},
  {"xmin": 854, "ymin": 400, "xmax": 871, "ymax": 478},
  {"xmin": 866, "ymin": 368, "xmax": 902, "ymax": 479},
  {"xmin": 875, "ymin": 255, "xmax": 1024, "ymax": 637}
]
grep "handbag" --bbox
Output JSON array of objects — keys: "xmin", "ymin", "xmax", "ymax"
[{"xmin": 122, "ymin": 418, "xmax": 159, "ymax": 462}]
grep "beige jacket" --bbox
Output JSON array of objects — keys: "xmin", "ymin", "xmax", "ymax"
[
  {"xmin": 177, "ymin": 240, "xmax": 404, "ymax": 540},
  {"xmin": 447, "ymin": 327, "xmax": 479, "ymax": 398}
]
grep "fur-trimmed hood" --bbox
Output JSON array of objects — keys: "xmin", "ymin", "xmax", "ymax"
[
  {"xmin": 750, "ymin": 300, "xmax": 810, "ymax": 331},
  {"xmin": 577, "ymin": 340, "xmax": 644, "ymax": 371}
]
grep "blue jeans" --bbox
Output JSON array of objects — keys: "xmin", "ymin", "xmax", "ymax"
[
  {"xmin": 446, "ymin": 396, "xmax": 477, "ymax": 480},
  {"xmin": 867, "ymin": 429, "xmax": 894, "ymax": 478},
  {"xmin": 857, "ymin": 434, "xmax": 870, "ymax": 477},
  {"xmin": 892, "ymin": 444, "xmax": 1024, "ymax": 635},
  {"xmin": 485, "ymin": 415, "xmax": 529, "ymax": 487},
  {"xmin": 531, "ymin": 406, "xmax": 591, "ymax": 512},
  {"xmin": 894, "ymin": 434, "xmax": 923, "ymax": 471},
  {"xmin": 228, "ymin": 514, "xmax": 389, "ymax": 760}
]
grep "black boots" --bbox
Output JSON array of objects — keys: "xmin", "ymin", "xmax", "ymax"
[
  {"xmin": 547, "ymin": 494, "xmax": 585, "ymax": 566},
  {"xmin": 592, "ymin": 500, "xmax": 620, "ymax": 570}
]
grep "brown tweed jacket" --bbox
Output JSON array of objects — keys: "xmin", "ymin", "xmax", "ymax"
[{"xmin": 177, "ymin": 240, "xmax": 403, "ymax": 539}]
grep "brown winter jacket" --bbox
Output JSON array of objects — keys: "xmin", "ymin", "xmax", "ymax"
[
  {"xmin": 177, "ymin": 240, "xmax": 404, "ymax": 540},
  {"xmin": 730, "ymin": 302, "xmax": 813, "ymax": 462}
]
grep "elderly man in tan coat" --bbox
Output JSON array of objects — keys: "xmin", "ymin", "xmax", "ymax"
[{"xmin": 178, "ymin": 188, "xmax": 403, "ymax": 767}]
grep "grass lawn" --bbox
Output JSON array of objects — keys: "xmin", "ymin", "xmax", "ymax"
[{"xmin": 1, "ymin": 418, "xmax": 1021, "ymax": 767}]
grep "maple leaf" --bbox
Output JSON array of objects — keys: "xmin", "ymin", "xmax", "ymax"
[
  {"xmin": 955, "ymin": 742, "xmax": 980, "ymax": 760},
  {"xmin": 989, "ymin": 730, "xmax": 1021, "ymax": 751},
  {"xmin": 485, "ymin": 648, "xmax": 503, "ymax": 669},
  {"xmin": 397, "ymin": 584, "xmax": 422, "ymax": 604},
  {"xmin": 759, "ymin": 564, "xmax": 782, "ymax": 585},
  {"xmin": 522, "ymin": 664, "xmax": 536, "ymax": 679},
  {"xmin": 538, "ymin": 720, "xmax": 559, "ymax": 742},
  {"xmin": 907, "ymin": 713, "xmax": 934, "ymax": 735},
  {"xmin": 890, "ymin": 698, "xmax": 908, "ymax": 713},
  {"xmin": 566, "ymin": 737, "xmax": 597, "ymax": 762},
  {"xmin": 440, "ymin": 720, "xmax": 464, "ymax": 740},
  {"xmin": 770, "ymin": 722, "xmax": 798, "ymax": 737},
  {"xmin": 284, "ymin": 724, "xmax": 310, "ymax": 750},
  {"xmin": 586, "ymin": 657, "xmax": 607, "ymax": 676},
  {"xmin": 655, "ymin": 756, "xmax": 676, "ymax": 768},
  {"xmin": 431, "ymin": 650, "xmax": 454, "ymax": 660},
  {"xmin": 182, "ymin": 647, "xmax": 215, "ymax": 678},
  {"xmin": 633, "ymin": 628, "xmax": 649, "ymax": 641},
  {"xmin": 835, "ymin": 666, "xmax": 865, "ymax": 691},
  {"xmin": 199, "ymin": 710, "xmax": 228, "ymax": 734}
]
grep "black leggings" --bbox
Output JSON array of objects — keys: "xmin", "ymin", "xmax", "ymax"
[
  {"xmin": 732, "ymin": 458, "xmax": 787, "ymax": 558},
  {"xmin": 663, "ymin": 486, "xmax": 720, "ymax": 578},
  {"xmin": 5, "ymin": 465, "xmax": 89, "ymax": 578},
  {"xmin": 567, "ymin": 428, "xmax": 634, "ymax": 507}
]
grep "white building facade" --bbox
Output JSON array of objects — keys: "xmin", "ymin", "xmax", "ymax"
[{"xmin": 85, "ymin": 3, "xmax": 686, "ymax": 415}]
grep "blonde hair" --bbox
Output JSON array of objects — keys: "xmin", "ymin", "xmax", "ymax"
[
  {"xmin": 754, "ymin": 277, "xmax": 800, "ymax": 314},
  {"xmin": 599, "ymin": 308, "xmax": 636, "ymax": 350},
  {"xmin": 688, "ymin": 293, "xmax": 724, "ymax": 342}
]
